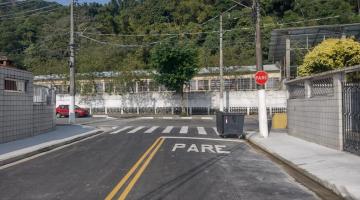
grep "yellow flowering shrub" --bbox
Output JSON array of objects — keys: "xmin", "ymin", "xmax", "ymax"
[{"xmin": 298, "ymin": 38, "xmax": 360, "ymax": 77}]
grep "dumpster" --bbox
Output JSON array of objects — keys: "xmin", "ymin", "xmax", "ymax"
[{"xmin": 216, "ymin": 112, "xmax": 245, "ymax": 138}]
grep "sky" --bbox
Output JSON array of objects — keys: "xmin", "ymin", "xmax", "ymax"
[{"xmin": 49, "ymin": 0, "xmax": 109, "ymax": 5}]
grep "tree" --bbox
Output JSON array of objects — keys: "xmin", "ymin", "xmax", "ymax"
[
  {"xmin": 298, "ymin": 38, "xmax": 360, "ymax": 76},
  {"xmin": 151, "ymin": 42, "xmax": 199, "ymax": 115}
]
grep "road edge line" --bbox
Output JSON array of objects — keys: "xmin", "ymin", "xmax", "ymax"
[
  {"xmin": 0, "ymin": 129, "xmax": 103, "ymax": 168},
  {"xmin": 161, "ymin": 136, "xmax": 244, "ymax": 143}
]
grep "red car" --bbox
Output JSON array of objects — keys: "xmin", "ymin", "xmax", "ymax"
[{"xmin": 56, "ymin": 105, "xmax": 89, "ymax": 118}]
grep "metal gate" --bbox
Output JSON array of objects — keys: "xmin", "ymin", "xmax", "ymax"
[{"xmin": 343, "ymin": 82, "xmax": 360, "ymax": 155}]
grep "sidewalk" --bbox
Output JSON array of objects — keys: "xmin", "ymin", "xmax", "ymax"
[
  {"xmin": 247, "ymin": 131, "xmax": 360, "ymax": 200},
  {"xmin": 0, "ymin": 125, "xmax": 101, "ymax": 167}
]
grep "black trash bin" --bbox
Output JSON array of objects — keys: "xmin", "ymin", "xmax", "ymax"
[{"xmin": 216, "ymin": 112, "xmax": 245, "ymax": 138}]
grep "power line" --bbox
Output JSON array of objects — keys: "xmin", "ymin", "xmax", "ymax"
[
  {"xmin": 0, "ymin": 6, "xmax": 63, "ymax": 20},
  {"xmin": 0, "ymin": 4, "xmax": 58, "ymax": 18}
]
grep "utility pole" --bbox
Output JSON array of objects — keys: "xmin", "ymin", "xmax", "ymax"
[
  {"xmin": 254, "ymin": 0, "xmax": 268, "ymax": 138},
  {"xmin": 219, "ymin": 13, "xmax": 224, "ymax": 112},
  {"xmin": 69, "ymin": 0, "xmax": 76, "ymax": 124}
]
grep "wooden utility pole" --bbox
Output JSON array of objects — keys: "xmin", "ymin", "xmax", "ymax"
[
  {"xmin": 69, "ymin": 0, "xmax": 76, "ymax": 124},
  {"xmin": 254, "ymin": 0, "xmax": 268, "ymax": 138}
]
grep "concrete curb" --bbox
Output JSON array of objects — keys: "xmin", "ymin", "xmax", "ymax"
[
  {"xmin": 245, "ymin": 132, "xmax": 355, "ymax": 200},
  {"xmin": 78, "ymin": 117, "xmax": 117, "ymax": 125},
  {"xmin": 138, "ymin": 116, "xmax": 214, "ymax": 120},
  {"xmin": 0, "ymin": 129, "xmax": 103, "ymax": 167}
]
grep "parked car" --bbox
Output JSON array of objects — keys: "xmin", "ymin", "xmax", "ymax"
[{"xmin": 56, "ymin": 105, "xmax": 89, "ymax": 118}]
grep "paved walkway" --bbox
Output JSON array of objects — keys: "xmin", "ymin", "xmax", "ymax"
[
  {"xmin": 0, "ymin": 125, "xmax": 98, "ymax": 166},
  {"xmin": 247, "ymin": 131, "xmax": 360, "ymax": 200}
]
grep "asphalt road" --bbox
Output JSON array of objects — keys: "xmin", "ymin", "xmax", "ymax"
[{"xmin": 0, "ymin": 117, "xmax": 319, "ymax": 200}]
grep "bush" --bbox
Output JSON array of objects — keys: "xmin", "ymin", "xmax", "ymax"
[{"xmin": 298, "ymin": 38, "xmax": 360, "ymax": 77}]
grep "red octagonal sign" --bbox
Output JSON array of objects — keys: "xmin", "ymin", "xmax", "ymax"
[{"xmin": 255, "ymin": 71, "xmax": 269, "ymax": 85}]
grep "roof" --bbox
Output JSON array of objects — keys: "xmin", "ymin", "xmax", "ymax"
[
  {"xmin": 268, "ymin": 23, "xmax": 360, "ymax": 63},
  {"xmin": 34, "ymin": 64, "xmax": 279, "ymax": 81}
]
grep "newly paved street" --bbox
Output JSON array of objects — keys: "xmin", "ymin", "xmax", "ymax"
[{"xmin": 0, "ymin": 117, "xmax": 319, "ymax": 200}]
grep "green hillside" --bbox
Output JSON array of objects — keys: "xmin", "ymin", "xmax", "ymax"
[{"xmin": 0, "ymin": 0, "xmax": 359, "ymax": 75}]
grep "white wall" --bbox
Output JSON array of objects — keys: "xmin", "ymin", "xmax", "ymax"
[{"xmin": 56, "ymin": 90, "xmax": 287, "ymax": 109}]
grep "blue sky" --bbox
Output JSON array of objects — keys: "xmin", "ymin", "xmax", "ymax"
[{"xmin": 50, "ymin": 0, "xmax": 109, "ymax": 5}]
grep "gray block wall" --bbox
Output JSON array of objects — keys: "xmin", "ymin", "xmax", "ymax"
[
  {"xmin": 0, "ymin": 67, "xmax": 55, "ymax": 144},
  {"xmin": 288, "ymin": 97, "xmax": 341, "ymax": 149},
  {"xmin": 287, "ymin": 74, "xmax": 343, "ymax": 150}
]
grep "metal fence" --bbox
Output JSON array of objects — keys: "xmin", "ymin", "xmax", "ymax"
[{"xmin": 343, "ymin": 80, "xmax": 360, "ymax": 155}]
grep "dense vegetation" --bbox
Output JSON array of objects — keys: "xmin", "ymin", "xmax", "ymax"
[
  {"xmin": 298, "ymin": 38, "xmax": 360, "ymax": 76},
  {"xmin": 0, "ymin": 0, "xmax": 359, "ymax": 76}
]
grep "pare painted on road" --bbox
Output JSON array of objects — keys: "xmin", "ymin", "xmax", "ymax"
[{"xmin": 172, "ymin": 143, "xmax": 230, "ymax": 154}]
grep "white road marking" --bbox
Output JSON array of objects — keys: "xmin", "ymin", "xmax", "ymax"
[
  {"xmin": 212, "ymin": 127, "xmax": 220, "ymax": 136},
  {"xmin": 197, "ymin": 127, "xmax": 207, "ymax": 135},
  {"xmin": 144, "ymin": 126, "xmax": 159, "ymax": 133},
  {"xmin": 110, "ymin": 126, "xmax": 132, "ymax": 134},
  {"xmin": 201, "ymin": 117, "xmax": 213, "ymax": 120},
  {"xmin": 161, "ymin": 136, "xmax": 244, "ymax": 143},
  {"xmin": 139, "ymin": 117, "xmax": 154, "ymax": 119},
  {"xmin": 180, "ymin": 126, "xmax": 188, "ymax": 134},
  {"xmin": 162, "ymin": 126, "xmax": 174, "ymax": 133},
  {"xmin": 112, "ymin": 126, "xmax": 118, "ymax": 130},
  {"xmin": 128, "ymin": 126, "xmax": 145, "ymax": 134}
]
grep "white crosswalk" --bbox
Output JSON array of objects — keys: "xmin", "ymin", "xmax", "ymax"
[
  {"xmin": 128, "ymin": 126, "xmax": 145, "ymax": 133},
  {"xmin": 197, "ymin": 127, "xmax": 207, "ymax": 135},
  {"xmin": 180, "ymin": 126, "xmax": 188, "ymax": 134},
  {"xmin": 144, "ymin": 126, "xmax": 159, "ymax": 133},
  {"xmin": 110, "ymin": 125, "xmax": 223, "ymax": 136},
  {"xmin": 110, "ymin": 126, "xmax": 132, "ymax": 134},
  {"xmin": 212, "ymin": 127, "xmax": 220, "ymax": 135},
  {"xmin": 162, "ymin": 126, "xmax": 174, "ymax": 134}
]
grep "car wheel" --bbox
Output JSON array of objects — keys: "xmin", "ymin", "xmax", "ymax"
[
  {"xmin": 75, "ymin": 113, "xmax": 79, "ymax": 118},
  {"xmin": 56, "ymin": 113, "xmax": 61, "ymax": 118}
]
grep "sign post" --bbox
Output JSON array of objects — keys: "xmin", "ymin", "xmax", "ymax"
[{"xmin": 255, "ymin": 71, "xmax": 269, "ymax": 138}]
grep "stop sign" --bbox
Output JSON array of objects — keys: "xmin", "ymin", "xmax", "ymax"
[{"xmin": 255, "ymin": 71, "xmax": 269, "ymax": 85}]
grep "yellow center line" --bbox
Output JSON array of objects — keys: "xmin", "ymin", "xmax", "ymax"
[
  {"xmin": 104, "ymin": 137, "xmax": 162, "ymax": 200},
  {"xmin": 118, "ymin": 138, "xmax": 165, "ymax": 200}
]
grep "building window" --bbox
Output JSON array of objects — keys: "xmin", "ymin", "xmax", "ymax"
[
  {"xmin": 138, "ymin": 80, "xmax": 149, "ymax": 92},
  {"xmin": 4, "ymin": 79, "xmax": 26, "ymax": 92},
  {"xmin": 95, "ymin": 82, "xmax": 104, "ymax": 94},
  {"xmin": 225, "ymin": 79, "xmax": 236, "ymax": 91},
  {"xmin": 237, "ymin": 78, "xmax": 251, "ymax": 90},
  {"xmin": 210, "ymin": 79, "xmax": 220, "ymax": 91},
  {"xmin": 189, "ymin": 80, "xmax": 197, "ymax": 91},
  {"xmin": 198, "ymin": 80, "xmax": 209, "ymax": 91},
  {"xmin": 266, "ymin": 77, "xmax": 281, "ymax": 90}
]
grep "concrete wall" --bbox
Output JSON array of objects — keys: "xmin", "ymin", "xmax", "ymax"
[
  {"xmin": 0, "ymin": 67, "xmax": 56, "ymax": 144},
  {"xmin": 56, "ymin": 90, "xmax": 288, "ymax": 111},
  {"xmin": 33, "ymin": 104, "xmax": 56, "ymax": 135},
  {"xmin": 287, "ymin": 74, "xmax": 343, "ymax": 150}
]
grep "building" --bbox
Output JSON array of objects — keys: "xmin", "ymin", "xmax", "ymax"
[
  {"xmin": 34, "ymin": 64, "xmax": 287, "ymax": 115},
  {"xmin": 0, "ymin": 57, "xmax": 56, "ymax": 144}
]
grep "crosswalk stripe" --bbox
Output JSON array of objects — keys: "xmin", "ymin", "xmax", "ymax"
[
  {"xmin": 128, "ymin": 126, "xmax": 145, "ymax": 133},
  {"xmin": 197, "ymin": 127, "xmax": 207, "ymax": 135},
  {"xmin": 180, "ymin": 126, "xmax": 188, "ymax": 134},
  {"xmin": 213, "ymin": 127, "xmax": 220, "ymax": 136},
  {"xmin": 162, "ymin": 126, "xmax": 173, "ymax": 134},
  {"xmin": 110, "ymin": 126, "xmax": 132, "ymax": 134},
  {"xmin": 144, "ymin": 126, "xmax": 159, "ymax": 133}
]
